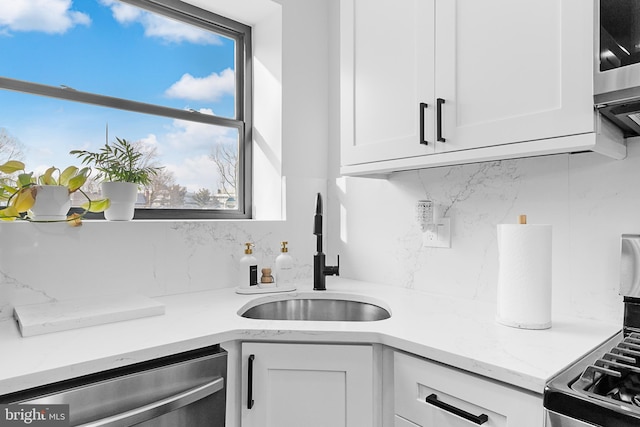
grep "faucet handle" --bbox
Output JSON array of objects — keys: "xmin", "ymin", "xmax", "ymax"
[{"xmin": 325, "ymin": 255, "xmax": 340, "ymax": 277}]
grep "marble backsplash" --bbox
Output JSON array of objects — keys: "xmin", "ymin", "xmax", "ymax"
[
  {"xmin": 331, "ymin": 141, "xmax": 640, "ymax": 325},
  {"xmin": 3, "ymin": 143, "xmax": 639, "ymax": 326},
  {"xmin": 0, "ymin": 179, "xmax": 325, "ymax": 321}
]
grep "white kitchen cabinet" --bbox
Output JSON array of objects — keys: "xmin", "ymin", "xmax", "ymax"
[
  {"xmin": 340, "ymin": 0, "xmax": 625, "ymax": 177},
  {"xmin": 394, "ymin": 351, "xmax": 543, "ymax": 427},
  {"xmin": 340, "ymin": 0, "xmax": 436, "ymax": 167},
  {"xmin": 241, "ymin": 342, "xmax": 374, "ymax": 427},
  {"xmin": 435, "ymin": 0, "xmax": 594, "ymax": 152}
]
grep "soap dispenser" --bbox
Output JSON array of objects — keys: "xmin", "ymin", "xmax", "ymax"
[
  {"xmin": 239, "ymin": 243, "xmax": 258, "ymax": 288},
  {"xmin": 274, "ymin": 241, "xmax": 294, "ymax": 286}
]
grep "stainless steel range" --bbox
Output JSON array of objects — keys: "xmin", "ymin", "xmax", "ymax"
[{"xmin": 544, "ymin": 235, "xmax": 640, "ymax": 426}]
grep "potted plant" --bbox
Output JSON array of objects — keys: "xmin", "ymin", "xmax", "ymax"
[
  {"xmin": 71, "ymin": 137, "xmax": 162, "ymax": 221},
  {"xmin": 0, "ymin": 160, "xmax": 110, "ymax": 225}
]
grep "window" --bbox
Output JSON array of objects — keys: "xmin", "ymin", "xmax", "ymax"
[{"xmin": 0, "ymin": 0, "xmax": 252, "ymax": 219}]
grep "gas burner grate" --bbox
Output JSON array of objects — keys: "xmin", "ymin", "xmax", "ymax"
[{"xmin": 572, "ymin": 333, "xmax": 640, "ymax": 407}]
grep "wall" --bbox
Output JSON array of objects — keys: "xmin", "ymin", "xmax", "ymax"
[
  {"xmin": 0, "ymin": 0, "xmax": 330, "ymax": 320},
  {"xmin": 327, "ymin": 145, "xmax": 640, "ymax": 325}
]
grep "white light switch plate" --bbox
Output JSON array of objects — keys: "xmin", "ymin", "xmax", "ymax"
[{"xmin": 422, "ymin": 218, "xmax": 451, "ymax": 248}]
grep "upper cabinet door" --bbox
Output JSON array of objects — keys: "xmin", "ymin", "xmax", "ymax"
[
  {"xmin": 435, "ymin": 0, "xmax": 594, "ymax": 152},
  {"xmin": 340, "ymin": 0, "xmax": 436, "ymax": 166}
]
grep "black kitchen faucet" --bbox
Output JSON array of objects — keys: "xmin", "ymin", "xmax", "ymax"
[{"xmin": 313, "ymin": 192, "xmax": 339, "ymax": 290}]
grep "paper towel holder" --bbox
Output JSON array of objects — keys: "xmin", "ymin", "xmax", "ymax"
[{"xmin": 496, "ymin": 216, "xmax": 552, "ymax": 330}]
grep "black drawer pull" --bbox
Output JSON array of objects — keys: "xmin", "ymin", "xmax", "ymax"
[
  {"xmin": 425, "ymin": 393, "xmax": 488, "ymax": 425},
  {"xmin": 247, "ymin": 354, "xmax": 255, "ymax": 409},
  {"xmin": 419, "ymin": 102, "xmax": 429, "ymax": 145}
]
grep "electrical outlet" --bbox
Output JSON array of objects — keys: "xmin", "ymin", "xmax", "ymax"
[{"xmin": 422, "ymin": 218, "xmax": 451, "ymax": 248}]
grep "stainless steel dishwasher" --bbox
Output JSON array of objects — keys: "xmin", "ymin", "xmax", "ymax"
[{"xmin": 0, "ymin": 345, "xmax": 227, "ymax": 426}]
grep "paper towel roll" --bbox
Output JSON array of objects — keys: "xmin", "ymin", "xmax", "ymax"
[{"xmin": 496, "ymin": 223, "xmax": 552, "ymax": 329}]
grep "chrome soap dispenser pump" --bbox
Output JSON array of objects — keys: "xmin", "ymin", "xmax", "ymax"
[{"xmin": 313, "ymin": 193, "xmax": 339, "ymax": 290}]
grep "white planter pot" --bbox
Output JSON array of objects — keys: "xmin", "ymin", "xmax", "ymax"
[
  {"xmin": 30, "ymin": 185, "xmax": 71, "ymax": 221},
  {"xmin": 101, "ymin": 182, "xmax": 138, "ymax": 221}
]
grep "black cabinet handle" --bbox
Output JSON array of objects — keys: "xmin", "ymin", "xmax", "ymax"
[
  {"xmin": 420, "ymin": 102, "xmax": 429, "ymax": 145},
  {"xmin": 436, "ymin": 98, "xmax": 446, "ymax": 142},
  {"xmin": 425, "ymin": 393, "xmax": 488, "ymax": 425},
  {"xmin": 247, "ymin": 354, "xmax": 255, "ymax": 409}
]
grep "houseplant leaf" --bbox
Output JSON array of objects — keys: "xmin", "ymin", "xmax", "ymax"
[
  {"xmin": 66, "ymin": 167, "xmax": 90, "ymax": 193},
  {"xmin": 40, "ymin": 167, "xmax": 59, "ymax": 186},
  {"xmin": 80, "ymin": 197, "xmax": 110, "ymax": 213},
  {"xmin": 0, "ymin": 160, "xmax": 25, "ymax": 175},
  {"xmin": 0, "ymin": 184, "xmax": 15, "ymax": 201},
  {"xmin": 0, "ymin": 206, "xmax": 19, "ymax": 220},
  {"xmin": 66, "ymin": 212, "xmax": 83, "ymax": 227},
  {"xmin": 16, "ymin": 172, "xmax": 33, "ymax": 189},
  {"xmin": 59, "ymin": 166, "xmax": 80, "ymax": 187},
  {"xmin": 11, "ymin": 187, "xmax": 36, "ymax": 213}
]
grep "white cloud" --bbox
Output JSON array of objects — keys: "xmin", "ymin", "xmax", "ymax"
[
  {"xmin": 165, "ymin": 69, "xmax": 235, "ymax": 102},
  {"xmin": 99, "ymin": 0, "xmax": 221, "ymax": 45},
  {"xmin": 0, "ymin": 0, "xmax": 90, "ymax": 34},
  {"xmin": 138, "ymin": 133, "xmax": 160, "ymax": 152},
  {"xmin": 158, "ymin": 110, "xmax": 238, "ymax": 192},
  {"xmin": 164, "ymin": 154, "xmax": 220, "ymax": 193},
  {"xmin": 166, "ymin": 108, "xmax": 237, "ymax": 150},
  {"xmin": 99, "ymin": 0, "xmax": 140, "ymax": 23},
  {"xmin": 142, "ymin": 14, "xmax": 220, "ymax": 45}
]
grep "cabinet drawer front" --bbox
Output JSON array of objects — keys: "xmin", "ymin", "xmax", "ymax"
[{"xmin": 394, "ymin": 352, "xmax": 543, "ymax": 427}]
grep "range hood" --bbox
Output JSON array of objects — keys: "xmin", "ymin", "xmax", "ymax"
[{"xmin": 596, "ymin": 87, "xmax": 640, "ymax": 138}]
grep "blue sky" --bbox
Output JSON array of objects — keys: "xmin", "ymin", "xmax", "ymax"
[{"xmin": 0, "ymin": 0, "xmax": 237, "ymax": 193}]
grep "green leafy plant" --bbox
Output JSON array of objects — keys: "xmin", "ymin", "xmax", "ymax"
[
  {"xmin": 70, "ymin": 137, "xmax": 162, "ymax": 186},
  {"xmin": 0, "ymin": 160, "xmax": 110, "ymax": 224}
]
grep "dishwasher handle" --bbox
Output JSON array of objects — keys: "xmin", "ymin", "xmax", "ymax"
[{"xmin": 78, "ymin": 376, "xmax": 224, "ymax": 427}]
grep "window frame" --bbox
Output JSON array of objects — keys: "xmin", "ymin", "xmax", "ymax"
[{"xmin": 0, "ymin": 0, "xmax": 253, "ymax": 220}]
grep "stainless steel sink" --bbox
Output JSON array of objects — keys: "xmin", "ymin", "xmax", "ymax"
[{"xmin": 238, "ymin": 293, "xmax": 391, "ymax": 321}]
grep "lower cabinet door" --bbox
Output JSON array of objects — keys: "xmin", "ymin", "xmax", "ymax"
[
  {"xmin": 395, "ymin": 414, "xmax": 422, "ymax": 427},
  {"xmin": 241, "ymin": 342, "xmax": 373, "ymax": 427},
  {"xmin": 394, "ymin": 351, "xmax": 543, "ymax": 427}
]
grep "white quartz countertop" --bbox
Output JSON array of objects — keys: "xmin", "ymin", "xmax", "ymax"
[{"xmin": 0, "ymin": 278, "xmax": 621, "ymax": 396}]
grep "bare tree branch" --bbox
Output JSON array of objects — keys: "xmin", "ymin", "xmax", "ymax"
[
  {"xmin": 0, "ymin": 128, "xmax": 25, "ymax": 165},
  {"xmin": 210, "ymin": 143, "xmax": 237, "ymax": 196}
]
